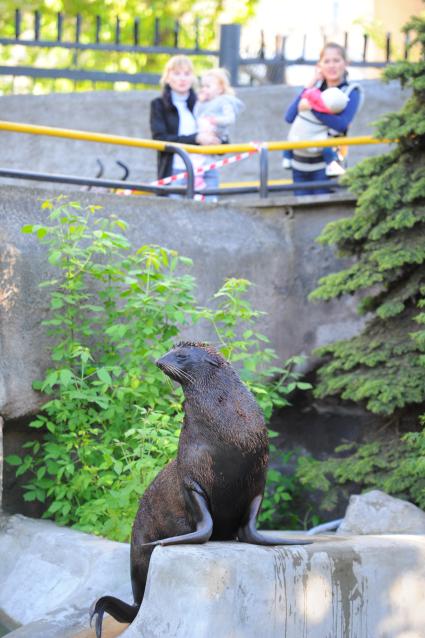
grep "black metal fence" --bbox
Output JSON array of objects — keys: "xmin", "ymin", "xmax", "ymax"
[{"xmin": 0, "ymin": 9, "xmax": 407, "ymax": 90}]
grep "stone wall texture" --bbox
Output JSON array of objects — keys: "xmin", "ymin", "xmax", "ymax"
[{"xmin": 0, "ymin": 185, "xmax": 362, "ymax": 420}]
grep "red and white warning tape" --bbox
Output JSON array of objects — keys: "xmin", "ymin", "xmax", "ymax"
[
  {"xmin": 116, "ymin": 144, "xmax": 261, "ymax": 199},
  {"xmin": 150, "ymin": 148, "xmax": 259, "ymax": 189}
]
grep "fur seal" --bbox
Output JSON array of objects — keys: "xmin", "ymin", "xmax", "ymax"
[{"xmin": 90, "ymin": 341, "xmax": 311, "ymax": 636}]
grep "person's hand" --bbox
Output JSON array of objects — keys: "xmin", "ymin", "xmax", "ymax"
[
  {"xmin": 198, "ymin": 116, "xmax": 215, "ymax": 134},
  {"xmin": 196, "ymin": 131, "xmax": 220, "ymax": 145},
  {"xmin": 306, "ymin": 65, "xmax": 323, "ymax": 88},
  {"xmin": 298, "ymin": 98, "xmax": 311, "ymax": 112},
  {"xmin": 197, "ymin": 87, "xmax": 207, "ymax": 102}
]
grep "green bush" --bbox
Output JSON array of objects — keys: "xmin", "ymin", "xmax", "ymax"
[
  {"xmin": 297, "ymin": 14, "xmax": 425, "ymax": 510},
  {"xmin": 8, "ymin": 197, "xmax": 310, "ymax": 540}
]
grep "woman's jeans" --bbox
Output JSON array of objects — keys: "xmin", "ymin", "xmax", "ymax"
[
  {"xmin": 202, "ymin": 168, "xmax": 219, "ymax": 201},
  {"xmin": 292, "ymin": 167, "xmax": 331, "ymax": 196}
]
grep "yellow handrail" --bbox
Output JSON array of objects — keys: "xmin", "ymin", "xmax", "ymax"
[
  {"xmin": 0, "ymin": 120, "xmax": 394, "ymax": 156},
  {"xmin": 0, "ymin": 120, "xmax": 168, "ymax": 151},
  {"xmin": 266, "ymin": 136, "xmax": 393, "ymax": 152}
]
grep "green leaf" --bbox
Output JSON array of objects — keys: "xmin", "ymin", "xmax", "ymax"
[
  {"xmin": 6, "ymin": 454, "xmax": 22, "ymax": 466},
  {"xmin": 60, "ymin": 369, "xmax": 73, "ymax": 385},
  {"xmin": 48, "ymin": 250, "xmax": 62, "ymax": 265},
  {"xmin": 97, "ymin": 368, "xmax": 112, "ymax": 384}
]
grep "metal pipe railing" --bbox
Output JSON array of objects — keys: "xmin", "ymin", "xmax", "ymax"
[
  {"xmin": 259, "ymin": 146, "xmax": 269, "ymax": 199},
  {"xmin": 0, "ymin": 167, "xmax": 187, "ymax": 196},
  {"xmin": 0, "ymin": 120, "xmax": 393, "ymax": 154},
  {"xmin": 0, "ymin": 119, "xmax": 395, "ymax": 199}
]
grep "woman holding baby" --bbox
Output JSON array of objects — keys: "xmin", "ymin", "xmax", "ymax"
[
  {"xmin": 150, "ymin": 55, "xmax": 243, "ymax": 198},
  {"xmin": 284, "ymin": 43, "xmax": 362, "ymax": 195}
]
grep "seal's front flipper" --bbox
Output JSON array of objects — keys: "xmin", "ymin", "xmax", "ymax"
[
  {"xmin": 238, "ymin": 495, "xmax": 312, "ymax": 546},
  {"xmin": 141, "ymin": 486, "xmax": 213, "ymax": 547},
  {"xmin": 89, "ymin": 595, "xmax": 139, "ymax": 638}
]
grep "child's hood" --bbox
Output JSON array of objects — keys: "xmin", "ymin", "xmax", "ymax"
[{"xmin": 226, "ymin": 94, "xmax": 245, "ymax": 114}]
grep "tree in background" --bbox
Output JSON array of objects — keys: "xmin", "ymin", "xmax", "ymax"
[
  {"xmin": 297, "ymin": 13, "xmax": 425, "ymax": 510},
  {"xmin": 0, "ymin": 0, "xmax": 257, "ymax": 93}
]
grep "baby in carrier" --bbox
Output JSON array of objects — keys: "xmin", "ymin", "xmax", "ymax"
[{"xmin": 283, "ymin": 86, "xmax": 349, "ymax": 177}]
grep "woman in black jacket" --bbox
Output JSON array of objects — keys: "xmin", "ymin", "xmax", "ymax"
[{"xmin": 150, "ymin": 55, "xmax": 219, "ymax": 182}]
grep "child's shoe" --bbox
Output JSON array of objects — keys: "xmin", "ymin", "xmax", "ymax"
[
  {"xmin": 326, "ymin": 160, "xmax": 346, "ymax": 177},
  {"xmin": 282, "ymin": 157, "xmax": 292, "ymax": 169}
]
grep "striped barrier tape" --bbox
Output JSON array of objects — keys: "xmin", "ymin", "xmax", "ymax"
[
  {"xmin": 115, "ymin": 144, "xmax": 261, "ymax": 199},
  {"xmin": 150, "ymin": 147, "xmax": 259, "ymax": 188}
]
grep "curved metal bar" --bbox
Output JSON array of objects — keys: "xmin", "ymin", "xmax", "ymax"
[
  {"xmin": 116, "ymin": 160, "xmax": 129, "ymax": 181},
  {"xmin": 94, "ymin": 158, "xmax": 104, "ymax": 179},
  {"xmin": 259, "ymin": 145, "xmax": 269, "ymax": 199},
  {"xmin": 165, "ymin": 144, "xmax": 194, "ymax": 199}
]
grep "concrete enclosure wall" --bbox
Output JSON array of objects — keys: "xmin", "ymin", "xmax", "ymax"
[
  {"xmin": 0, "ymin": 185, "xmax": 362, "ymax": 420},
  {"xmin": 0, "ymin": 80, "xmax": 409, "ymax": 188}
]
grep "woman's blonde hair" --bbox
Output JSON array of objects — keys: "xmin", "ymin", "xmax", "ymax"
[
  {"xmin": 160, "ymin": 55, "xmax": 194, "ymax": 87},
  {"xmin": 200, "ymin": 67, "xmax": 235, "ymax": 95},
  {"xmin": 319, "ymin": 42, "xmax": 348, "ymax": 62}
]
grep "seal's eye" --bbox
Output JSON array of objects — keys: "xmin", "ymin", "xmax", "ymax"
[{"xmin": 175, "ymin": 353, "xmax": 188, "ymax": 362}]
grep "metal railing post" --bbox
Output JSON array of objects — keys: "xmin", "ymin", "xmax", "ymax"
[
  {"xmin": 219, "ymin": 24, "xmax": 241, "ymax": 86},
  {"xmin": 165, "ymin": 145, "xmax": 195, "ymax": 199},
  {"xmin": 259, "ymin": 145, "xmax": 269, "ymax": 198}
]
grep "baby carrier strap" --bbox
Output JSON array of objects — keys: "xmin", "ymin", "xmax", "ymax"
[{"xmin": 340, "ymin": 82, "xmax": 364, "ymax": 111}]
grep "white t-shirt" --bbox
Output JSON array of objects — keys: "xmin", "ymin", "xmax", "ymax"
[{"xmin": 171, "ymin": 91, "xmax": 197, "ymax": 171}]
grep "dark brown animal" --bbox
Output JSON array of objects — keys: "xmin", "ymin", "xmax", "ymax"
[{"xmin": 90, "ymin": 342, "xmax": 310, "ymax": 636}]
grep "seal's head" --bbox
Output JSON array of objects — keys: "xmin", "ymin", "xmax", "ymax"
[{"xmin": 156, "ymin": 341, "xmax": 225, "ymax": 386}]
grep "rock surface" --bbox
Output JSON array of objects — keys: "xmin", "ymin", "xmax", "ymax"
[
  {"xmin": 1, "ymin": 515, "xmax": 425, "ymax": 638},
  {"xmin": 337, "ymin": 490, "xmax": 425, "ymax": 535},
  {"xmin": 0, "ymin": 514, "xmax": 131, "ymax": 637},
  {"xmin": 121, "ymin": 534, "xmax": 425, "ymax": 638}
]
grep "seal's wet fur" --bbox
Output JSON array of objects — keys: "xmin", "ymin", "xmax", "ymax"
[{"xmin": 90, "ymin": 342, "xmax": 310, "ymax": 636}]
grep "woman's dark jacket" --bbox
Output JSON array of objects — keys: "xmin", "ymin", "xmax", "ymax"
[{"xmin": 150, "ymin": 85, "xmax": 198, "ymax": 179}]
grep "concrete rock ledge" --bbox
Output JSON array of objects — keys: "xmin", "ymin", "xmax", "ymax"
[
  {"xmin": 1, "ymin": 515, "xmax": 424, "ymax": 638},
  {"xmin": 125, "ymin": 534, "xmax": 425, "ymax": 638},
  {"xmin": 0, "ymin": 514, "xmax": 131, "ymax": 637}
]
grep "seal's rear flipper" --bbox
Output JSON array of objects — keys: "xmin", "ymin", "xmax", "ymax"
[
  {"xmin": 89, "ymin": 595, "xmax": 139, "ymax": 638},
  {"xmin": 238, "ymin": 495, "xmax": 313, "ymax": 546}
]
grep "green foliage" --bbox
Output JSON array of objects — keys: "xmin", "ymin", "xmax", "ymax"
[
  {"xmin": 297, "ymin": 423, "xmax": 425, "ymax": 511},
  {"xmin": 0, "ymin": 1, "xmax": 258, "ymax": 93},
  {"xmin": 298, "ymin": 13, "xmax": 425, "ymax": 510},
  {"xmin": 8, "ymin": 197, "xmax": 309, "ymax": 540},
  {"xmin": 310, "ymin": 13, "xmax": 425, "ymax": 417},
  {"xmin": 259, "ymin": 443, "xmax": 320, "ymax": 531},
  {"xmin": 199, "ymin": 277, "xmax": 311, "ymax": 421}
]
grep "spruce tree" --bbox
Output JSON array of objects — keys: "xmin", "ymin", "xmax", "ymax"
[{"xmin": 298, "ymin": 13, "xmax": 425, "ymax": 508}]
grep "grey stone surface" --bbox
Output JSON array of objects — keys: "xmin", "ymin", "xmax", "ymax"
[
  {"xmin": 337, "ymin": 490, "xmax": 425, "ymax": 535},
  {"xmin": 0, "ymin": 81, "xmax": 408, "ymax": 188},
  {"xmin": 2, "ymin": 515, "xmax": 424, "ymax": 638},
  {"xmin": 0, "ymin": 514, "xmax": 131, "ymax": 637},
  {"xmin": 0, "ymin": 185, "xmax": 364, "ymax": 420},
  {"xmin": 0, "ymin": 417, "xmax": 3, "ymax": 511},
  {"xmin": 122, "ymin": 535, "xmax": 425, "ymax": 638}
]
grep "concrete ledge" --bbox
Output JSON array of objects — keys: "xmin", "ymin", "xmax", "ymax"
[
  {"xmin": 1, "ymin": 515, "xmax": 424, "ymax": 638},
  {"xmin": 0, "ymin": 514, "xmax": 131, "ymax": 637},
  {"xmin": 125, "ymin": 534, "xmax": 425, "ymax": 638}
]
